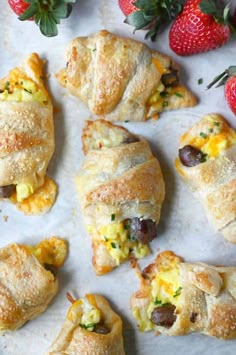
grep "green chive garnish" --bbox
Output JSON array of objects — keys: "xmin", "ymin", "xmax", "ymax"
[
  {"xmin": 198, "ymin": 78, "xmax": 203, "ymax": 85},
  {"xmin": 173, "ymin": 287, "xmax": 182, "ymax": 298},
  {"xmin": 174, "ymin": 92, "xmax": 183, "ymax": 98},
  {"xmin": 162, "ymin": 101, "xmax": 168, "ymax": 107},
  {"xmin": 200, "ymin": 132, "xmax": 207, "ymax": 139},
  {"xmin": 214, "ymin": 121, "xmax": 220, "ymax": 126},
  {"xmin": 111, "ymin": 242, "xmax": 116, "ymax": 249},
  {"xmin": 209, "ymin": 128, "xmax": 213, "ymax": 133},
  {"xmin": 111, "ymin": 214, "xmax": 115, "ymax": 221},
  {"xmin": 154, "ymin": 298, "xmax": 162, "ymax": 305},
  {"xmin": 160, "ymin": 91, "xmax": 168, "ymax": 98}
]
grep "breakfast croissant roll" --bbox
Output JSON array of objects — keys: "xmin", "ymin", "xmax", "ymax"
[
  {"xmin": 0, "ymin": 237, "xmax": 67, "ymax": 331},
  {"xmin": 47, "ymin": 293, "xmax": 125, "ymax": 355},
  {"xmin": 56, "ymin": 30, "xmax": 197, "ymax": 122},
  {"xmin": 75, "ymin": 119, "xmax": 165, "ymax": 275},
  {"xmin": 131, "ymin": 250, "xmax": 236, "ymax": 340},
  {"xmin": 175, "ymin": 114, "xmax": 236, "ymax": 242},
  {"xmin": 0, "ymin": 53, "xmax": 57, "ymax": 215}
]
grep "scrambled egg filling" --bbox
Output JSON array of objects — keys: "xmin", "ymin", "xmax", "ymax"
[
  {"xmin": 16, "ymin": 183, "xmax": 35, "ymax": 202},
  {"xmin": 67, "ymin": 295, "xmax": 101, "ymax": 331},
  {"xmin": 0, "ymin": 68, "xmax": 48, "ymax": 104},
  {"xmin": 133, "ymin": 254, "xmax": 182, "ymax": 331},
  {"xmin": 181, "ymin": 117, "xmax": 236, "ymax": 158},
  {"xmin": 88, "ymin": 220, "xmax": 149, "ymax": 265},
  {"xmin": 27, "ymin": 237, "xmax": 67, "ymax": 268}
]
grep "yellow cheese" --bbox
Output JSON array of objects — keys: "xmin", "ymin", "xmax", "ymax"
[
  {"xmin": 27, "ymin": 236, "xmax": 67, "ymax": 268},
  {"xmin": 16, "ymin": 183, "xmax": 34, "ymax": 202},
  {"xmin": 181, "ymin": 118, "xmax": 236, "ymax": 158},
  {"xmin": 67, "ymin": 295, "xmax": 101, "ymax": 331},
  {"xmin": 88, "ymin": 221, "xmax": 149, "ymax": 265}
]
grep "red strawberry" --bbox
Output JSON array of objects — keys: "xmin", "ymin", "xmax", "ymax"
[
  {"xmin": 8, "ymin": 0, "xmax": 33, "ymax": 19},
  {"xmin": 169, "ymin": 0, "xmax": 232, "ymax": 56},
  {"xmin": 8, "ymin": 0, "xmax": 76, "ymax": 37},
  {"xmin": 118, "ymin": 0, "xmax": 183, "ymax": 41},
  {"xmin": 118, "ymin": 0, "xmax": 138, "ymax": 17},
  {"xmin": 207, "ymin": 66, "xmax": 236, "ymax": 115}
]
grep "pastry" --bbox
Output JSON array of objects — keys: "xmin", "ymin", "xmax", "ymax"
[
  {"xmin": 47, "ymin": 293, "xmax": 125, "ymax": 355},
  {"xmin": 56, "ymin": 30, "xmax": 197, "ymax": 122},
  {"xmin": 131, "ymin": 250, "xmax": 236, "ymax": 339},
  {"xmin": 0, "ymin": 53, "xmax": 56, "ymax": 215},
  {"xmin": 175, "ymin": 114, "xmax": 236, "ymax": 242},
  {"xmin": 0, "ymin": 237, "xmax": 67, "ymax": 331},
  {"xmin": 75, "ymin": 119, "xmax": 165, "ymax": 275}
]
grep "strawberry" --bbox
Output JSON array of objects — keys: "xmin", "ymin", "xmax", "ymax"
[
  {"xmin": 118, "ymin": 0, "xmax": 138, "ymax": 17},
  {"xmin": 8, "ymin": 0, "xmax": 33, "ymax": 19},
  {"xmin": 169, "ymin": 0, "xmax": 233, "ymax": 56},
  {"xmin": 207, "ymin": 66, "xmax": 236, "ymax": 115},
  {"xmin": 8, "ymin": 0, "xmax": 77, "ymax": 37},
  {"xmin": 118, "ymin": 0, "xmax": 183, "ymax": 41}
]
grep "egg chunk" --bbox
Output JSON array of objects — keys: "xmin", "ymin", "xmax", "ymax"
[
  {"xmin": 67, "ymin": 294, "xmax": 101, "ymax": 331},
  {"xmin": 88, "ymin": 221, "xmax": 150, "ymax": 265}
]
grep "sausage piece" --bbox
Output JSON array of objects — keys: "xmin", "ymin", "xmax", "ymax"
[
  {"xmin": 0, "ymin": 185, "xmax": 16, "ymax": 198},
  {"xmin": 151, "ymin": 305, "xmax": 177, "ymax": 328},
  {"xmin": 127, "ymin": 218, "xmax": 157, "ymax": 244},
  {"xmin": 93, "ymin": 323, "xmax": 109, "ymax": 334},
  {"xmin": 179, "ymin": 145, "xmax": 205, "ymax": 167}
]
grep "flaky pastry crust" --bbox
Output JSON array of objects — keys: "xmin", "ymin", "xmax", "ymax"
[
  {"xmin": 131, "ymin": 251, "xmax": 236, "ymax": 340},
  {"xmin": 47, "ymin": 294, "xmax": 125, "ymax": 355},
  {"xmin": 75, "ymin": 120, "xmax": 165, "ymax": 275},
  {"xmin": 56, "ymin": 30, "xmax": 196, "ymax": 122},
  {"xmin": 175, "ymin": 114, "xmax": 236, "ymax": 242}
]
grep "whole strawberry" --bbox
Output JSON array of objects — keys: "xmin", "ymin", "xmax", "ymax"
[
  {"xmin": 8, "ymin": 0, "xmax": 77, "ymax": 37},
  {"xmin": 207, "ymin": 66, "xmax": 236, "ymax": 115},
  {"xmin": 169, "ymin": 0, "xmax": 232, "ymax": 56},
  {"xmin": 118, "ymin": 0, "xmax": 183, "ymax": 41}
]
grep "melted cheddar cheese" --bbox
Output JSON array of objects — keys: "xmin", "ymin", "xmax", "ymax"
[
  {"xmin": 88, "ymin": 221, "xmax": 149, "ymax": 265},
  {"xmin": 27, "ymin": 236, "xmax": 67, "ymax": 268},
  {"xmin": 67, "ymin": 295, "xmax": 101, "ymax": 331},
  {"xmin": 0, "ymin": 68, "xmax": 48, "ymax": 104},
  {"xmin": 181, "ymin": 116, "xmax": 236, "ymax": 158}
]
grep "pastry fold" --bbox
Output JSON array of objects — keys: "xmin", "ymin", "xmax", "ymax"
[
  {"xmin": 131, "ymin": 251, "xmax": 236, "ymax": 340},
  {"xmin": 56, "ymin": 30, "xmax": 197, "ymax": 122},
  {"xmin": 175, "ymin": 114, "xmax": 236, "ymax": 242},
  {"xmin": 47, "ymin": 294, "xmax": 125, "ymax": 355},
  {"xmin": 0, "ymin": 53, "xmax": 56, "ymax": 214},
  {"xmin": 75, "ymin": 120, "xmax": 165, "ymax": 275},
  {"xmin": 0, "ymin": 237, "xmax": 67, "ymax": 331}
]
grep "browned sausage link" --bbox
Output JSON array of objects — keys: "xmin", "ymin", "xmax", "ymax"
[
  {"xmin": 151, "ymin": 305, "xmax": 177, "ymax": 328},
  {"xmin": 126, "ymin": 218, "xmax": 157, "ymax": 244},
  {"xmin": 161, "ymin": 69, "xmax": 179, "ymax": 87},
  {"xmin": 0, "ymin": 184, "xmax": 16, "ymax": 198},
  {"xmin": 179, "ymin": 145, "xmax": 205, "ymax": 167},
  {"xmin": 93, "ymin": 323, "xmax": 110, "ymax": 334},
  {"xmin": 123, "ymin": 136, "xmax": 140, "ymax": 144}
]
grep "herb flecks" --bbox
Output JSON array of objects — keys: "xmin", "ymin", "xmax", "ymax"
[
  {"xmin": 173, "ymin": 287, "xmax": 182, "ymax": 298},
  {"xmin": 162, "ymin": 101, "xmax": 168, "ymax": 107},
  {"xmin": 111, "ymin": 213, "xmax": 115, "ymax": 221},
  {"xmin": 209, "ymin": 128, "xmax": 214, "ymax": 133},
  {"xmin": 111, "ymin": 242, "xmax": 116, "ymax": 249},
  {"xmin": 214, "ymin": 121, "xmax": 220, "ymax": 126},
  {"xmin": 200, "ymin": 132, "xmax": 207, "ymax": 139},
  {"xmin": 80, "ymin": 323, "xmax": 95, "ymax": 330},
  {"xmin": 154, "ymin": 297, "xmax": 162, "ymax": 305},
  {"xmin": 198, "ymin": 78, "xmax": 203, "ymax": 85},
  {"xmin": 174, "ymin": 92, "xmax": 183, "ymax": 98}
]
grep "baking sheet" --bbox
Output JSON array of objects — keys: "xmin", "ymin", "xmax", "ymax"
[{"xmin": 1, "ymin": 0, "xmax": 236, "ymax": 354}]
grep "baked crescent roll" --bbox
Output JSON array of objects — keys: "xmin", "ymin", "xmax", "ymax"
[
  {"xmin": 0, "ymin": 53, "xmax": 57, "ymax": 215},
  {"xmin": 75, "ymin": 119, "xmax": 165, "ymax": 275},
  {"xmin": 131, "ymin": 250, "xmax": 236, "ymax": 340},
  {"xmin": 56, "ymin": 30, "xmax": 197, "ymax": 122},
  {"xmin": 175, "ymin": 114, "xmax": 236, "ymax": 242},
  {"xmin": 0, "ymin": 237, "xmax": 67, "ymax": 331},
  {"xmin": 47, "ymin": 293, "xmax": 125, "ymax": 355}
]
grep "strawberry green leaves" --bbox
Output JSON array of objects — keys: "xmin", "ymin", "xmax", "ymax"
[
  {"xmin": 19, "ymin": 0, "xmax": 77, "ymax": 37},
  {"xmin": 124, "ymin": 0, "xmax": 183, "ymax": 41}
]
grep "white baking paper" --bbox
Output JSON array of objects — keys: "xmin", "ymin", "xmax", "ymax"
[{"xmin": 1, "ymin": 0, "xmax": 236, "ymax": 354}]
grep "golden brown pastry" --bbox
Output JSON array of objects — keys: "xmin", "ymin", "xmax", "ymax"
[
  {"xmin": 75, "ymin": 119, "xmax": 165, "ymax": 275},
  {"xmin": 131, "ymin": 250, "xmax": 236, "ymax": 340},
  {"xmin": 175, "ymin": 114, "xmax": 236, "ymax": 242},
  {"xmin": 0, "ymin": 53, "xmax": 56, "ymax": 215},
  {"xmin": 0, "ymin": 237, "xmax": 67, "ymax": 331},
  {"xmin": 56, "ymin": 30, "xmax": 197, "ymax": 122},
  {"xmin": 47, "ymin": 293, "xmax": 125, "ymax": 355}
]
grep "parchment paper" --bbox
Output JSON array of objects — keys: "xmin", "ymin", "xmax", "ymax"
[{"xmin": 1, "ymin": 0, "xmax": 236, "ymax": 354}]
